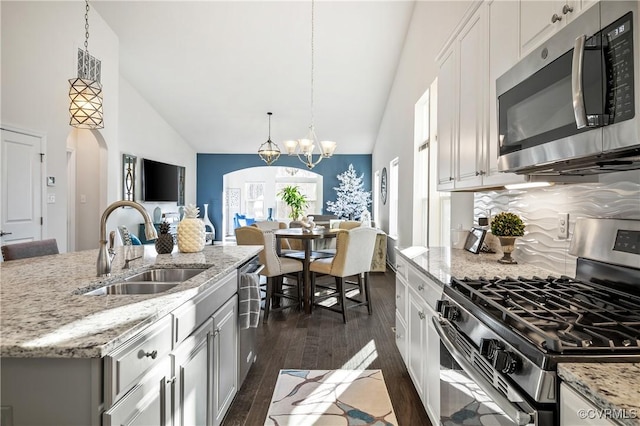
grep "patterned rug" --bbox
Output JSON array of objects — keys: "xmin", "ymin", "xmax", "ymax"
[{"xmin": 265, "ymin": 369, "xmax": 398, "ymax": 426}]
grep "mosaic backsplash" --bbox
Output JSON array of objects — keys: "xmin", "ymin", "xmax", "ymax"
[{"xmin": 474, "ymin": 176, "xmax": 640, "ymax": 276}]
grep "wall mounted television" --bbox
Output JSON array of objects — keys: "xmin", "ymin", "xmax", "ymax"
[{"xmin": 141, "ymin": 158, "xmax": 185, "ymax": 204}]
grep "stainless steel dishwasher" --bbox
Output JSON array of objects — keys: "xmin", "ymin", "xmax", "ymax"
[{"xmin": 237, "ymin": 256, "xmax": 261, "ymax": 386}]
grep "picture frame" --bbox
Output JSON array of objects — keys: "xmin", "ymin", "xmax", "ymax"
[
  {"xmin": 122, "ymin": 153, "xmax": 136, "ymax": 202},
  {"xmin": 464, "ymin": 227, "xmax": 486, "ymax": 254},
  {"xmin": 381, "ymin": 167, "xmax": 388, "ymax": 205}
]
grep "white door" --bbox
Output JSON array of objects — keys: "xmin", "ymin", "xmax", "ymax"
[{"xmin": 1, "ymin": 129, "xmax": 43, "ymax": 245}]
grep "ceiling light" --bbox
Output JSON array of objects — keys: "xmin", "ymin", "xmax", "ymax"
[
  {"xmin": 258, "ymin": 112, "xmax": 281, "ymax": 166},
  {"xmin": 69, "ymin": 0, "xmax": 104, "ymax": 129},
  {"xmin": 285, "ymin": 0, "xmax": 337, "ymax": 169}
]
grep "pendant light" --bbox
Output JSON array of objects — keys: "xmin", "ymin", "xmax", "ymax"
[
  {"xmin": 68, "ymin": 0, "xmax": 104, "ymax": 129},
  {"xmin": 284, "ymin": 0, "xmax": 337, "ymax": 169},
  {"xmin": 258, "ymin": 112, "xmax": 281, "ymax": 166}
]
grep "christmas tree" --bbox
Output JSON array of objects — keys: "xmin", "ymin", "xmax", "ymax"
[{"xmin": 326, "ymin": 164, "xmax": 372, "ymax": 220}]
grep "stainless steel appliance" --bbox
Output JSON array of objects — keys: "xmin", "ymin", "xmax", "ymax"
[
  {"xmin": 435, "ymin": 218, "xmax": 640, "ymax": 425},
  {"xmin": 497, "ymin": 2, "xmax": 640, "ymax": 175}
]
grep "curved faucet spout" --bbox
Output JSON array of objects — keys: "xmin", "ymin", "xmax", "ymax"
[{"xmin": 97, "ymin": 200, "xmax": 158, "ymax": 277}]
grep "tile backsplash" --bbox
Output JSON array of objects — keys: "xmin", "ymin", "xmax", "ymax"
[{"xmin": 474, "ymin": 173, "xmax": 640, "ymax": 276}]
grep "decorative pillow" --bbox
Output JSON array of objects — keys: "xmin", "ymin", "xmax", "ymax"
[
  {"xmin": 118, "ymin": 226, "xmax": 132, "ymax": 245},
  {"xmin": 130, "ymin": 234, "xmax": 142, "ymax": 245}
]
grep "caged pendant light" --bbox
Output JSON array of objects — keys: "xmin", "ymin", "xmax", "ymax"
[
  {"xmin": 68, "ymin": 0, "xmax": 104, "ymax": 129},
  {"xmin": 258, "ymin": 112, "xmax": 281, "ymax": 166},
  {"xmin": 283, "ymin": 0, "xmax": 337, "ymax": 169}
]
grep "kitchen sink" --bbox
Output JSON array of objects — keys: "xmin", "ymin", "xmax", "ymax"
[{"xmin": 83, "ymin": 268, "xmax": 208, "ymax": 296}]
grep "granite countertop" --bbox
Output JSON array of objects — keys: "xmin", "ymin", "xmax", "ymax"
[
  {"xmin": 0, "ymin": 244, "xmax": 261, "ymax": 359},
  {"xmin": 559, "ymin": 363, "xmax": 640, "ymax": 426},
  {"xmin": 396, "ymin": 246, "xmax": 556, "ymax": 286}
]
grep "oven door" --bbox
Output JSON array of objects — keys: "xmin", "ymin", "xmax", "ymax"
[{"xmin": 433, "ymin": 318, "xmax": 549, "ymax": 426}]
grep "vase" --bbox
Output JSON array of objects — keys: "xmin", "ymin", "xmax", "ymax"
[
  {"xmin": 497, "ymin": 236, "xmax": 518, "ymax": 264},
  {"xmin": 267, "ymin": 208, "xmax": 274, "ymax": 221},
  {"xmin": 202, "ymin": 203, "xmax": 215, "ymax": 243}
]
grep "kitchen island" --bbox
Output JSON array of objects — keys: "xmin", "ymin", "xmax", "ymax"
[{"xmin": 0, "ymin": 244, "xmax": 261, "ymax": 426}]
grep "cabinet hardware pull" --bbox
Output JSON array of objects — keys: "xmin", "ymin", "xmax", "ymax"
[
  {"xmin": 418, "ymin": 285, "xmax": 424, "ymax": 291},
  {"xmin": 551, "ymin": 13, "xmax": 562, "ymax": 23},
  {"xmin": 418, "ymin": 311, "xmax": 426, "ymax": 320},
  {"xmin": 449, "ymin": 176, "xmax": 454, "ymax": 181},
  {"xmin": 562, "ymin": 4, "xmax": 573, "ymax": 14},
  {"xmin": 396, "ymin": 294, "xmax": 401, "ymax": 299},
  {"xmin": 144, "ymin": 350, "xmax": 158, "ymax": 359},
  {"xmin": 214, "ymin": 328, "xmax": 221, "ymax": 337},
  {"xmin": 396, "ymin": 333, "xmax": 402, "ymax": 339}
]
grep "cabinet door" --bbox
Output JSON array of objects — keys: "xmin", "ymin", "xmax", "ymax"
[
  {"xmin": 212, "ymin": 296, "xmax": 238, "ymax": 426},
  {"xmin": 456, "ymin": 8, "xmax": 486, "ymax": 189},
  {"xmin": 407, "ymin": 287, "xmax": 427, "ymax": 403},
  {"xmin": 560, "ymin": 383, "xmax": 616, "ymax": 426},
  {"xmin": 425, "ymin": 308, "xmax": 440, "ymax": 423},
  {"xmin": 520, "ymin": 1, "xmax": 563, "ymax": 56},
  {"xmin": 437, "ymin": 47, "xmax": 457, "ymax": 190},
  {"xmin": 103, "ymin": 357, "xmax": 171, "ymax": 426},
  {"xmin": 173, "ymin": 319, "xmax": 213, "ymax": 426},
  {"xmin": 395, "ymin": 310, "xmax": 408, "ymax": 364},
  {"xmin": 483, "ymin": 0, "xmax": 526, "ymax": 187}
]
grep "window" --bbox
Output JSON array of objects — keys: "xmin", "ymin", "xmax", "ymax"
[
  {"xmin": 274, "ymin": 168, "xmax": 320, "ymax": 220},
  {"xmin": 413, "ymin": 88, "xmax": 430, "ymax": 246},
  {"xmin": 245, "ymin": 182, "xmax": 265, "ymax": 220},
  {"xmin": 389, "ymin": 157, "xmax": 399, "ymax": 238},
  {"xmin": 373, "ymin": 170, "xmax": 380, "ymax": 224}
]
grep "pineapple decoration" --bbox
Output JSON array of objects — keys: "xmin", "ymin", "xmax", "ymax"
[
  {"xmin": 177, "ymin": 204, "xmax": 206, "ymax": 253},
  {"xmin": 155, "ymin": 221, "xmax": 174, "ymax": 254}
]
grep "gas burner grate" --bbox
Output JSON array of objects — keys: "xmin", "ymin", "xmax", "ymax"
[{"xmin": 450, "ymin": 276, "xmax": 640, "ymax": 353}]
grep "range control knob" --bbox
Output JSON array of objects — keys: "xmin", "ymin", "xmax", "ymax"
[
  {"xmin": 480, "ymin": 339, "xmax": 503, "ymax": 361},
  {"xmin": 493, "ymin": 350, "xmax": 520, "ymax": 374},
  {"xmin": 442, "ymin": 305, "xmax": 461, "ymax": 322}
]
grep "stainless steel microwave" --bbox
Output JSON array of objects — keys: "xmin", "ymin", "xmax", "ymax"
[{"xmin": 497, "ymin": 1, "xmax": 640, "ymax": 175}]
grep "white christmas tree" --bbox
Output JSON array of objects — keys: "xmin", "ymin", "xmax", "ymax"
[{"xmin": 326, "ymin": 164, "xmax": 372, "ymax": 220}]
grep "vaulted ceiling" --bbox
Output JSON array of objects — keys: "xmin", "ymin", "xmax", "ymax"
[{"xmin": 93, "ymin": 1, "xmax": 415, "ymax": 154}]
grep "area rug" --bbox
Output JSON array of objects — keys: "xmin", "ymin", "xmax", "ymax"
[{"xmin": 265, "ymin": 369, "xmax": 398, "ymax": 426}]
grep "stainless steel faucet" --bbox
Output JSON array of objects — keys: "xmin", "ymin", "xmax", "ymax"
[{"xmin": 97, "ymin": 200, "xmax": 158, "ymax": 277}]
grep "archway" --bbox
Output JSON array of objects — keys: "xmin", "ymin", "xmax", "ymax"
[{"xmin": 222, "ymin": 166, "xmax": 323, "ymax": 242}]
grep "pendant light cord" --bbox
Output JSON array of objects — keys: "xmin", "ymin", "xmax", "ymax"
[
  {"xmin": 310, "ymin": 0, "xmax": 315, "ymax": 129},
  {"xmin": 83, "ymin": 0, "xmax": 91, "ymax": 78}
]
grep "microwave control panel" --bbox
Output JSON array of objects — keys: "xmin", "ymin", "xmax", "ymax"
[{"xmin": 604, "ymin": 12, "xmax": 635, "ymax": 124}]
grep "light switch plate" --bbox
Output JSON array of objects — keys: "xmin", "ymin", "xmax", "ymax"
[
  {"xmin": 47, "ymin": 194, "xmax": 55, "ymax": 204},
  {"xmin": 558, "ymin": 213, "xmax": 569, "ymax": 240}
]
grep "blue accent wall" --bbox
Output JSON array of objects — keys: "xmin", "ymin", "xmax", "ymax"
[{"xmin": 197, "ymin": 154, "xmax": 372, "ymax": 240}]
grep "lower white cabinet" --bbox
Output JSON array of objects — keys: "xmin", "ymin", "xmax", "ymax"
[
  {"xmin": 560, "ymin": 382, "xmax": 616, "ymax": 426},
  {"xmin": 395, "ymin": 252, "xmax": 441, "ymax": 425},
  {"xmin": 212, "ymin": 295, "xmax": 238, "ymax": 426},
  {"xmin": 173, "ymin": 318, "xmax": 214, "ymax": 426}
]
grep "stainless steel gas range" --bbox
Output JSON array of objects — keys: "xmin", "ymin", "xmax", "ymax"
[{"xmin": 434, "ymin": 218, "xmax": 640, "ymax": 425}]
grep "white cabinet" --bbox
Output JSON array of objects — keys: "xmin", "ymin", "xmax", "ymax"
[
  {"xmin": 560, "ymin": 382, "xmax": 616, "ymax": 426},
  {"xmin": 212, "ymin": 295, "xmax": 238, "ymax": 426},
  {"xmin": 519, "ymin": 0, "xmax": 599, "ymax": 57},
  {"xmin": 173, "ymin": 318, "xmax": 213, "ymax": 426},
  {"xmin": 395, "ymin": 252, "xmax": 442, "ymax": 425},
  {"xmin": 436, "ymin": 2, "xmax": 524, "ymax": 191}
]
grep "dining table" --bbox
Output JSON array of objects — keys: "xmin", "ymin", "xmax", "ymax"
[{"xmin": 273, "ymin": 227, "xmax": 339, "ymax": 314}]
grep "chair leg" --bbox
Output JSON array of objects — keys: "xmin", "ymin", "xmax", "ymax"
[
  {"xmin": 264, "ymin": 276, "xmax": 274, "ymax": 323},
  {"xmin": 337, "ymin": 277, "xmax": 347, "ymax": 323},
  {"xmin": 298, "ymin": 271, "xmax": 304, "ymax": 310},
  {"xmin": 364, "ymin": 271, "xmax": 372, "ymax": 315}
]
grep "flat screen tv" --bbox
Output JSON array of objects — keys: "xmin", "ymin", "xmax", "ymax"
[{"xmin": 142, "ymin": 158, "xmax": 181, "ymax": 202}]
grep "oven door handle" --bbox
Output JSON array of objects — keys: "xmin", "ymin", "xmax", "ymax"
[
  {"xmin": 572, "ymin": 34, "xmax": 588, "ymax": 129},
  {"xmin": 433, "ymin": 317, "xmax": 534, "ymax": 426}
]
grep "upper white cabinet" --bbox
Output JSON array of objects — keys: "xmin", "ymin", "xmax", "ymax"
[
  {"xmin": 437, "ymin": 1, "xmax": 524, "ymax": 191},
  {"xmin": 520, "ymin": 0, "xmax": 598, "ymax": 57}
]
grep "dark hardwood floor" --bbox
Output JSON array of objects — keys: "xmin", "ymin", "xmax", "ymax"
[{"xmin": 223, "ymin": 269, "xmax": 432, "ymax": 426}]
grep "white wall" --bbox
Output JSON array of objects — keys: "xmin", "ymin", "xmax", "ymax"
[
  {"xmin": 1, "ymin": 2, "xmax": 196, "ymax": 251},
  {"xmin": 371, "ymin": 0, "xmax": 472, "ymax": 247},
  {"xmin": 2, "ymin": 1, "xmax": 119, "ymax": 251}
]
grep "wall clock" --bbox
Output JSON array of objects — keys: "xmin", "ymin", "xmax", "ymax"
[{"xmin": 381, "ymin": 167, "xmax": 388, "ymax": 205}]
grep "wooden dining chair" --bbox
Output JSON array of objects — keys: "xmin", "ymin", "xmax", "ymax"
[
  {"xmin": 235, "ymin": 227, "xmax": 303, "ymax": 322},
  {"xmin": 309, "ymin": 227, "xmax": 377, "ymax": 323},
  {"xmin": 1, "ymin": 239, "xmax": 59, "ymax": 261}
]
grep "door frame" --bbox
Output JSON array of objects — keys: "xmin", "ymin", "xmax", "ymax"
[{"xmin": 0, "ymin": 124, "xmax": 47, "ymax": 241}]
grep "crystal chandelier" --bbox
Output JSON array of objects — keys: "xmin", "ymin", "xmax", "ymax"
[
  {"xmin": 284, "ymin": 0, "xmax": 337, "ymax": 169},
  {"xmin": 258, "ymin": 112, "xmax": 281, "ymax": 165},
  {"xmin": 68, "ymin": 0, "xmax": 104, "ymax": 129}
]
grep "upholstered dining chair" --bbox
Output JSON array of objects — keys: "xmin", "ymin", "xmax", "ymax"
[
  {"xmin": 309, "ymin": 227, "xmax": 378, "ymax": 323},
  {"xmin": 235, "ymin": 226, "xmax": 303, "ymax": 322},
  {"xmin": 251, "ymin": 221, "xmax": 292, "ymax": 251},
  {"xmin": 1, "ymin": 239, "xmax": 59, "ymax": 261}
]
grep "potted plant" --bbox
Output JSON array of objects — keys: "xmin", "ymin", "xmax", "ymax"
[
  {"xmin": 490, "ymin": 212, "xmax": 525, "ymax": 264},
  {"xmin": 278, "ymin": 185, "xmax": 308, "ymax": 220}
]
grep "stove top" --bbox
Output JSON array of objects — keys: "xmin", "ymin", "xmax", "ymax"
[{"xmin": 449, "ymin": 274, "xmax": 640, "ymax": 354}]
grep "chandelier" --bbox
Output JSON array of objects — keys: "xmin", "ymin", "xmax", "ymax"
[
  {"xmin": 258, "ymin": 112, "xmax": 281, "ymax": 165},
  {"xmin": 68, "ymin": 0, "xmax": 104, "ymax": 129},
  {"xmin": 284, "ymin": 0, "xmax": 337, "ymax": 169}
]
